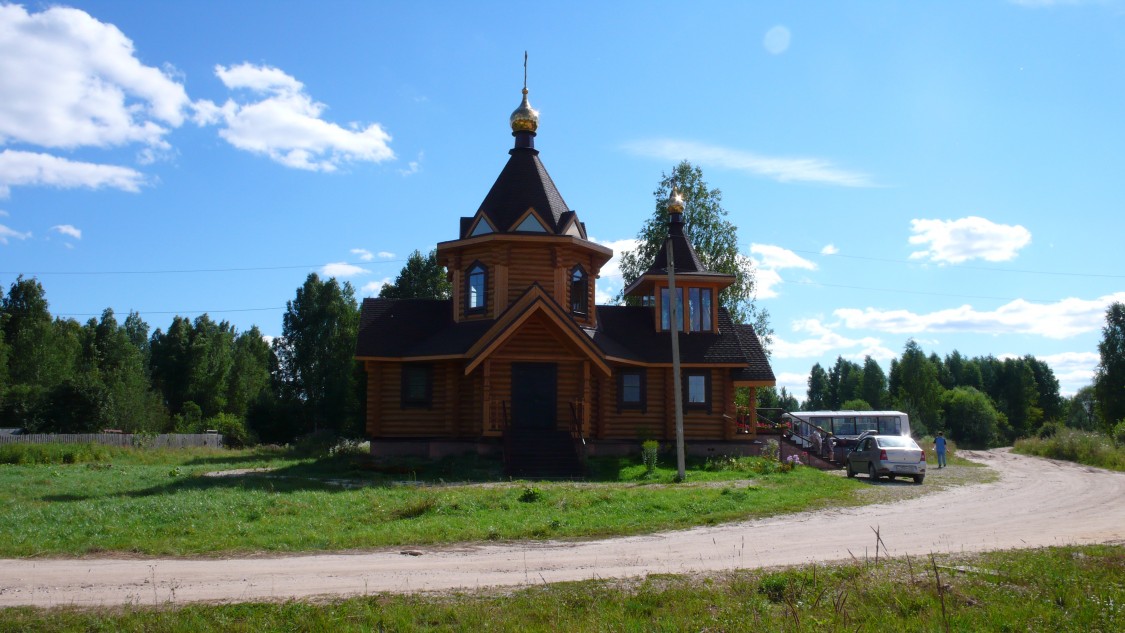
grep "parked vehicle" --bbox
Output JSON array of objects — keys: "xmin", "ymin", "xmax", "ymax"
[
  {"xmin": 781, "ymin": 410, "xmax": 912, "ymax": 462},
  {"xmin": 845, "ymin": 434, "xmax": 926, "ymax": 484}
]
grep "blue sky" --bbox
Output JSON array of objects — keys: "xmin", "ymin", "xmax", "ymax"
[{"xmin": 2, "ymin": 0, "xmax": 1123, "ymax": 400}]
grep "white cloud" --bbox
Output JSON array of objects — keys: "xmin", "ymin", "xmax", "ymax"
[
  {"xmin": 821, "ymin": 244, "xmax": 838, "ymax": 255},
  {"xmin": 771, "ymin": 318, "xmax": 890, "ymax": 359},
  {"xmin": 833, "ymin": 292, "xmax": 1125, "ymax": 339},
  {"xmin": 751, "ymin": 243, "xmax": 816, "ymax": 271},
  {"xmin": 0, "ymin": 150, "xmax": 145, "ymax": 197},
  {"xmin": 1038, "ymin": 351, "xmax": 1099, "ymax": 396},
  {"xmin": 351, "ymin": 248, "xmax": 375, "ymax": 262},
  {"xmin": 776, "ymin": 371, "xmax": 811, "ymax": 402},
  {"xmin": 0, "ymin": 223, "xmax": 31, "ymax": 244},
  {"xmin": 320, "ymin": 262, "xmax": 371, "ymax": 278},
  {"xmin": 590, "ymin": 237, "xmax": 640, "ymax": 305},
  {"xmin": 377, "ymin": 251, "xmax": 395, "ymax": 259},
  {"xmin": 908, "ymin": 216, "xmax": 1031, "ymax": 264},
  {"xmin": 763, "ymin": 25, "xmax": 791, "ymax": 55},
  {"xmin": 0, "ymin": 5, "xmax": 190, "ymax": 150},
  {"xmin": 51, "ymin": 224, "xmax": 82, "ymax": 239},
  {"xmin": 753, "ymin": 266, "xmax": 784, "ymax": 300},
  {"xmin": 622, "ymin": 139, "xmax": 873, "ymax": 187},
  {"xmin": 361, "ymin": 278, "xmax": 392, "ymax": 296},
  {"xmin": 199, "ymin": 63, "xmax": 394, "ymax": 172},
  {"xmin": 398, "ymin": 152, "xmax": 423, "ymax": 176},
  {"xmin": 748, "ymin": 243, "xmax": 816, "ymax": 300}
]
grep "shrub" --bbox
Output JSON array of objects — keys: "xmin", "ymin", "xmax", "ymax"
[
  {"xmin": 1037, "ymin": 421, "xmax": 1062, "ymax": 439},
  {"xmin": 0, "ymin": 443, "xmax": 112, "ymax": 465},
  {"xmin": 518, "ymin": 486, "xmax": 544, "ymax": 503},
  {"xmin": 204, "ymin": 413, "xmax": 253, "ymax": 448},
  {"xmin": 1014, "ymin": 428, "xmax": 1125, "ymax": 472},
  {"xmin": 761, "ymin": 439, "xmax": 779, "ymax": 461},
  {"xmin": 641, "ymin": 440, "xmax": 659, "ymax": 474},
  {"xmin": 1113, "ymin": 421, "xmax": 1125, "ymax": 447}
]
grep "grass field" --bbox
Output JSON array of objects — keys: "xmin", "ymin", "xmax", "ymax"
[
  {"xmin": 0, "ymin": 442, "xmax": 987, "ymax": 558},
  {"xmin": 1, "ymin": 545, "xmax": 1120, "ymax": 632}
]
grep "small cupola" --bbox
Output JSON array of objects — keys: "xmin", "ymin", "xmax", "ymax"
[{"xmin": 510, "ymin": 53, "xmax": 539, "ymax": 150}]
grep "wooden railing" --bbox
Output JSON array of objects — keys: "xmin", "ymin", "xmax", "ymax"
[
  {"xmin": 758, "ymin": 408, "xmax": 840, "ymax": 463},
  {"xmin": 569, "ymin": 399, "xmax": 586, "ymax": 445},
  {"xmin": 488, "ymin": 400, "xmax": 509, "ymax": 435}
]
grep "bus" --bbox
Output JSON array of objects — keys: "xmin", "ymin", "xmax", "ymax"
[{"xmin": 780, "ymin": 410, "xmax": 912, "ymax": 462}]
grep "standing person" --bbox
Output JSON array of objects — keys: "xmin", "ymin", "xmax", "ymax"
[{"xmin": 934, "ymin": 431, "xmax": 947, "ymax": 469}]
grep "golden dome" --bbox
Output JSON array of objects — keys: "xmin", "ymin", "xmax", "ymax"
[
  {"xmin": 666, "ymin": 188, "xmax": 685, "ymax": 214},
  {"xmin": 510, "ymin": 88, "xmax": 539, "ymax": 133}
]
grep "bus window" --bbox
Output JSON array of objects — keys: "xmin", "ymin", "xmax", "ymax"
[
  {"xmin": 878, "ymin": 416, "xmax": 901, "ymax": 435},
  {"xmin": 856, "ymin": 416, "xmax": 877, "ymax": 434},
  {"xmin": 833, "ymin": 417, "xmax": 855, "ymax": 435}
]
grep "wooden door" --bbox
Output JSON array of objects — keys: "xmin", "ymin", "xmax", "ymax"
[{"xmin": 511, "ymin": 362, "xmax": 557, "ymax": 430}]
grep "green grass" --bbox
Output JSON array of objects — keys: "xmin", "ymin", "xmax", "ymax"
[
  {"xmin": 0, "ymin": 446, "xmax": 908, "ymax": 557},
  {"xmin": 1013, "ymin": 428, "xmax": 1125, "ymax": 472},
  {"xmin": 1, "ymin": 545, "xmax": 1120, "ymax": 631}
]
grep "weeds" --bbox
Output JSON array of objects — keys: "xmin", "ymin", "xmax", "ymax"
[
  {"xmin": 2, "ymin": 546, "xmax": 1118, "ymax": 631},
  {"xmin": 1014, "ymin": 428, "xmax": 1125, "ymax": 472}
]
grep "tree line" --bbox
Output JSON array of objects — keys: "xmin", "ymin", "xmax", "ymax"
[
  {"xmin": 0, "ymin": 274, "xmax": 362, "ymax": 445},
  {"xmin": 780, "ymin": 303, "xmax": 1125, "ymax": 448}
]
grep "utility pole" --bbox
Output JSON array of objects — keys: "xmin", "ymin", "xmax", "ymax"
[{"xmin": 667, "ymin": 189, "xmax": 686, "ymax": 481}]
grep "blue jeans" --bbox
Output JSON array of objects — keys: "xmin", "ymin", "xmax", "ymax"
[{"xmin": 936, "ymin": 450, "xmax": 946, "ymax": 468}]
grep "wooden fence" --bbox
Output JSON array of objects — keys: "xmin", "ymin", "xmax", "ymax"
[{"xmin": 0, "ymin": 433, "xmax": 224, "ymax": 449}]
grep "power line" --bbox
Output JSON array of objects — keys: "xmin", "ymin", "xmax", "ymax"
[
  {"xmin": 0, "ymin": 259, "xmax": 407, "ymax": 276},
  {"xmin": 782, "ymin": 279, "xmax": 1060, "ymax": 304},
  {"xmin": 54, "ymin": 307, "xmax": 286, "ymax": 318},
  {"xmin": 788, "ymin": 248, "xmax": 1125, "ymax": 279}
]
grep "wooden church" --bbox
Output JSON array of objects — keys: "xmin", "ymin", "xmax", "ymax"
[{"xmin": 355, "ymin": 82, "xmax": 775, "ymax": 475}]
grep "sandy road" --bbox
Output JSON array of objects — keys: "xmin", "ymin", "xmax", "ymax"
[{"xmin": 1, "ymin": 449, "xmax": 1121, "ymax": 608}]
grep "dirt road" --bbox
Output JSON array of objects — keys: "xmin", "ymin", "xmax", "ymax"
[{"xmin": 1, "ymin": 449, "xmax": 1121, "ymax": 608}]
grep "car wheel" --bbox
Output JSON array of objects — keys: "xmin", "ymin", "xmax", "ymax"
[
  {"xmin": 846, "ymin": 462, "xmax": 856, "ymax": 478},
  {"xmin": 868, "ymin": 463, "xmax": 879, "ymax": 481},
  {"xmin": 913, "ymin": 475, "xmax": 925, "ymax": 484}
]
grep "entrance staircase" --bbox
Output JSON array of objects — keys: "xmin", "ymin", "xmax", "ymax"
[{"xmin": 504, "ymin": 428, "xmax": 585, "ymax": 478}]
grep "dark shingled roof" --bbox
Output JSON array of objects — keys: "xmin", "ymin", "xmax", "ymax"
[
  {"xmin": 357, "ymin": 298, "xmax": 773, "ymax": 383},
  {"xmin": 468, "ymin": 146, "xmax": 571, "ymax": 235},
  {"xmin": 731, "ymin": 324, "xmax": 776, "ymax": 382},
  {"xmin": 592, "ymin": 305, "xmax": 765, "ymax": 366},
  {"xmin": 355, "ymin": 298, "xmax": 493, "ymax": 358},
  {"xmin": 646, "ymin": 223, "xmax": 706, "ymax": 274}
]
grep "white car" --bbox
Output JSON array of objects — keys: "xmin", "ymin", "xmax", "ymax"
[{"xmin": 846, "ymin": 434, "xmax": 926, "ymax": 484}]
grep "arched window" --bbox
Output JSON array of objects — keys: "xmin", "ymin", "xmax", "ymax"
[
  {"xmin": 570, "ymin": 265, "xmax": 588, "ymax": 315},
  {"xmin": 466, "ymin": 262, "xmax": 487, "ymax": 313}
]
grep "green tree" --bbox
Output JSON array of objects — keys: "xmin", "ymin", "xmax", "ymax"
[
  {"xmin": 275, "ymin": 273, "xmax": 362, "ymax": 436},
  {"xmin": 1094, "ymin": 302, "xmax": 1125, "ymax": 431},
  {"xmin": 187, "ymin": 315, "xmax": 235, "ymax": 418},
  {"xmin": 150, "ymin": 316, "xmax": 194, "ymax": 415},
  {"xmin": 225, "ymin": 326, "xmax": 273, "ymax": 420},
  {"xmin": 379, "ymin": 249, "xmax": 451, "ymax": 299},
  {"xmin": 82, "ymin": 309, "xmax": 166, "ymax": 432},
  {"xmin": 841, "ymin": 398, "xmax": 873, "ymax": 411},
  {"xmin": 617, "ymin": 161, "xmax": 771, "ymax": 348},
  {"xmin": 1, "ymin": 276, "xmax": 75, "ymax": 388},
  {"xmin": 993, "ymin": 357, "xmax": 1041, "ymax": 439},
  {"xmin": 941, "ymin": 386, "xmax": 1002, "ymax": 448},
  {"xmin": 827, "ymin": 356, "xmax": 862, "ymax": 409},
  {"xmin": 1024, "ymin": 355, "xmax": 1062, "ymax": 423},
  {"xmin": 859, "ymin": 356, "xmax": 888, "ymax": 409},
  {"xmin": 1065, "ymin": 385, "xmax": 1100, "ymax": 431},
  {"xmin": 805, "ymin": 363, "xmax": 830, "ymax": 410},
  {"xmin": 888, "ymin": 340, "xmax": 944, "ymax": 436}
]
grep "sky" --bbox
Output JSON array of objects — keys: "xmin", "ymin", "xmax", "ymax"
[{"xmin": 1, "ymin": 0, "xmax": 1123, "ymax": 401}]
